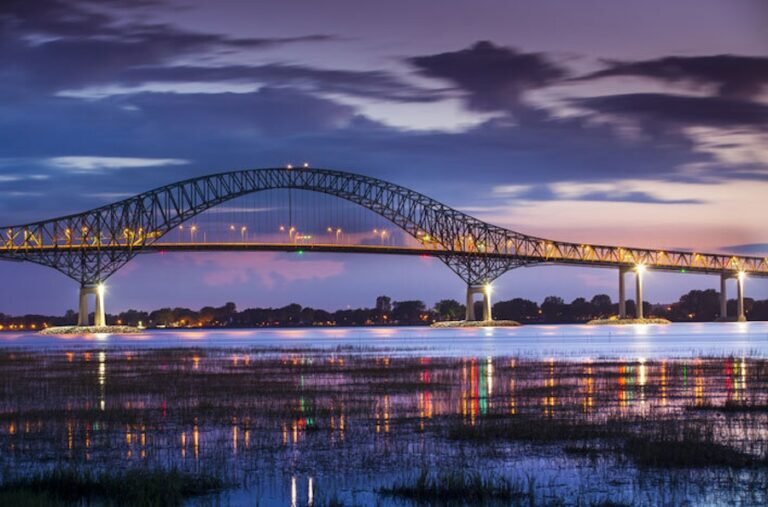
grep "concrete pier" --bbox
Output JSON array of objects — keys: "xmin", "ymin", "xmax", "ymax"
[
  {"xmin": 720, "ymin": 272, "xmax": 747, "ymax": 322},
  {"xmin": 635, "ymin": 266, "xmax": 645, "ymax": 319},
  {"xmin": 736, "ymin": 272, "xmax": 746, "ymax": 322},
  {"xmin": 78, "ymin": 284, "xmax": 105, "ymax": 327},
  {"xmin": 618, "ymin": 267, "xmax": 630, "ymax": 319},
  {"xmin": 720, "ymin": 273, "xmax": 728, "ymax": 320},
  {"xmin": 465, "ymin": 284, "xmax": 492, "ymax": 322}
]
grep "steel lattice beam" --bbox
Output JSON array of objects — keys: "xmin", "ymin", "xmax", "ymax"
[{"xmin": 0, "ymin": 167, "xmax": 766, "ymax": 286}]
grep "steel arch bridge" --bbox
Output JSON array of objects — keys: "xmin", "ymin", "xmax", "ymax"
[{"xmin": 1, "ymin": 167, "xmax": 766, "ymax": 324}]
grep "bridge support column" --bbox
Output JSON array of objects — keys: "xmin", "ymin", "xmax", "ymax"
[
  {"xmin": 720, "ymin": 273, "xmax": 728, "ymax": 320},
  {"xmin": 736, "ymin": 272, "xmax": 746, "ymax": 322},
  {"xmin": 483, "ymin": 285, "xmax": 492, "ymax": 322},
  {"xmin": 635, "ymin": 266, "xmax": 645, "ymax": 320},
  {"xmin": 465, "ymin": 284, "xmax": 492, "ymax": 322},
  {"xmin": 77, "ymin": 284, "xmax": 106, "ymax": 327},
  {"xmin": 465, "ymin": 285, "xmax": 476, "ymax": 321},
  {"xmin": 618, "ymin": 267, "xmax": 630, "ymax": 319},
  {"xmin": 78, "ymin": 287, "xmax": 90, "ymax": 326}
]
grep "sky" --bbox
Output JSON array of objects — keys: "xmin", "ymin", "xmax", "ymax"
[{"xmin": 1, "ymin": 0, "xmax": 767, "ymax": 315}]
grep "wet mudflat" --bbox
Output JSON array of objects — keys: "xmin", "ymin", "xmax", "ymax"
[{"xmin": 0, "ymin": 337, "xmax": 767, "ymax": 505}]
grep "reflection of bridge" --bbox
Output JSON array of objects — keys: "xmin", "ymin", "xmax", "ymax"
[{"xmin": 2, "ymin": 167, "xmax": 766, "ymax": 325}]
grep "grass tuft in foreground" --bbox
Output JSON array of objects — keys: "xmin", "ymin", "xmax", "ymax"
[
  {"xmin": 379, "ymin": 470, "xmax": 533, "ymax": 505},
  {"xmin": 0, "ymin": 467, "xmax": 224, "ymax": 506},
  {"xmin": 624, "ymin": 435, "xmax": 764, "ymax": 468}
]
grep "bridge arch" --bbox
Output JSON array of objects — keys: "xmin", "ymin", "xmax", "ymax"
[{"xmin": 0, "ymin": 167, "xmax": 533, "ymax": 286}]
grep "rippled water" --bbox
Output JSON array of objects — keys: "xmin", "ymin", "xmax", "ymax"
[{"xmin": 0, "ymin": 324, "xmax": 766, "ymax": 506}]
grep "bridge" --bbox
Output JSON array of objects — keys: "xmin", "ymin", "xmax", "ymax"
[{"xmin": 1, "ymin": 167, "xmax": 766, "ymax": 326}]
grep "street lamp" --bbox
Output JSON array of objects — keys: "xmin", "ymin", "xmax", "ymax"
[{"xmin": 240, "ymin": 226, "xmax": 247, "ymax": 241}]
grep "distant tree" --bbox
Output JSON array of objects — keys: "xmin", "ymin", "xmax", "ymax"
[
  {"xmin": 375, "ymin": 296, "xmax": 392, "ymax": 314},
  {"xmin": 174, "ymin": 307, "xmax": 199, "ymax": 325},
  {"xmin": 299, "ymin": 307, "xmax": 316, "ymax": 325},
  {"xmin": 569, "ymin": 297, "xmax": 593, "ymax": 321},
  {"xmin": 677, "ymin": 289, "xmax": 720, "ymax": 321},
  {"xmin": 493, "ymin": 298, "xmax": 540, "ymax": 322},
  {"xmin": 118, "ymin": 309, "xmax": 149, "ymax": 326},
  {"xmin": 63, "ymin": 309, "xmax": 78, "ymax": 324},
  {"xmin": 149, "ymin": 307, "xmax": 174, "ymax": 326},
  {"xmin": 374, "ymin": 295, "xmax": 392, "ymax": 323},
  {"xmin": 750, "ymin": 300, "xmax": 768, "ymax": 320},
  {"xmin": 590, "ymin": 294, "xmax": 613, "ymax": 318},
  {"xmin": 541, "ymin": 296, "xmax": 566, "ymax": 322},
  {"xmin": 218, "ymin": 302, "xmax": 237, "ymax": 323},
  {"xmin": 727, "ymin": 298, "xmax": 755, "ymax": 320},
  {"xmin": 434, "ymin": 299, "xmax": 464, "ymax": 321},
  {"xmin": 278, "ymin": 304, "xmax": 303, "ymax": 325},
  {"xmin": 313, "ymin": 309, "xmax": 332, "ymax": 324},
  {"xmin": 392, "ymin": 300, "xmax": 427, "ymax": 324}
]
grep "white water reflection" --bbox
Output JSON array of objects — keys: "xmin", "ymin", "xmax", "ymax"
[{"xmin": 0, "ymin": 322, "xmax": 767, "ymax": 359}]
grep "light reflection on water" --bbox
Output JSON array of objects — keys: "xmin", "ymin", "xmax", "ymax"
[
  {"xmin": 0, "ymin": 326, "xmax": 766, "ymax": 505},
  {"xmin": 1, "ymin": 322, "xmax": 767, "ymax": 359}
]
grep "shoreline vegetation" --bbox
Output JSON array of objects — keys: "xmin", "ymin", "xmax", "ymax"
[
  {"xmin": 1, "ymin": 288, "xmax": 766, "ymax": 332},
  {"xmin": 587, "ymin": 317, "xmax": 671, "ymax": 325},
  {"xmin": 431, "ymin": 320, "xmax": 521, "ymax": 328},
  {"xmin": 39, "ymin": 325, "xmax": 143, "ymax": 335}
]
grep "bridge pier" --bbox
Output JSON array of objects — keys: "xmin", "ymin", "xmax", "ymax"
[
  {"xmin": 618, "ymin": 267, "xmax": 630, "ymax": 319},
  {"xmin": 465, "ymin": 284, "xmax": 492, "ymax": 322},
  {"xmin": 736, "ymin": 272, "xmax": 746, "ymax": 322},
  {"xmin": 720, "ymin": 273, "xmax": 728, "ymax": 320},
  {"xmin": 720, "ymin": 272, "xmax": 747, "ymax": 322},
  {"xmin": 78, "ymin": 284, "xmax": 105, "ymax": 327},
  {"xmin": 635, "ymin": 266, "xmax": 645, "ymax": 319}
]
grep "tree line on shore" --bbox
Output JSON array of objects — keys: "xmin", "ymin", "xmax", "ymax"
[{"xmin": 1, "ymin": 289, "xmax": 768, "ymax": 329}]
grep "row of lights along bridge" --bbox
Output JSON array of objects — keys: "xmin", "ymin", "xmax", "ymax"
[{"xmin": 175, "ymin": 225, "xmax": 391, "ymax": 245}]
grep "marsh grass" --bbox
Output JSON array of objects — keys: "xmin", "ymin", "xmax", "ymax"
[
  {"xmin": 624, "ymin": 436, "xmax": 764, "ymax": 468},
  {"xmin": 379, "ymin": 469, "xmax": 533, "ymax": 505},
  {"xmin": 0, "ymin": 349, "xmax": 767, "ymax": 504},
  {"xmin": 0, "ymin": 467, "xmax": 224, "ymax": 506},
  {"xmin": 687, "ymin": 399, "xmax": 768, "ymax": 413},
  {"xmin": 447, "ymin": 417, "xmax": 626, "ymax": 443}
]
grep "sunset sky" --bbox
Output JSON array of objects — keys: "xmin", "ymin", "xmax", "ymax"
[{"xmin": 1, "ymin": 0, "xmax": 767, "ymax": 314}]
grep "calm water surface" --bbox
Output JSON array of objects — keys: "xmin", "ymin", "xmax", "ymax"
[
  {"xmin": 0, "ymin": 323, "xmax": 766, "ymax": 506},
  {"xmin": 2, "ymin": 322, "xmax": 767, "ymax": 358}
]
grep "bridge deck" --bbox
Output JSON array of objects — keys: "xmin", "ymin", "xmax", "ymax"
[{"xmin": 2, "ymin": 242, "xmax": 766, "ymax": 277}]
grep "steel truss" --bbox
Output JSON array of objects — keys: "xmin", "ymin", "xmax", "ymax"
[{"xmin": 1, "ymin": 167, "xmax": 766, "ymax": 286}]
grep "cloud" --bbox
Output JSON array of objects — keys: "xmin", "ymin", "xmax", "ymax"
[
  {"xmin": 47, "ymin": 156, "xmax": 188, "ymax": 172},
  {"xmin": 0, "ymin": 0, "xmax": 335, "ymax": 94},
  {"xmin": 547, "ymin": 180, "xmax": 696, "ymax": 203},
  {"xmin": 493, "ymin": 180, "xmax": 703, "ymax": 204},
  {"xmin": 719, "ymin": 243, "xmax": 768, "ymax": 255},
  {"xmin": 0, "ymin": 174, "xmax": 49, "ymax": 182},
  {"xmin": 579, "ymin": 55, "xmax": 768, "ymax": 99},
  {"xmin": 110, "ymin": 63, "xmax": 443, "ymax": 104},
  {"xmin": 573, "ymin": 93, "xmax": 768, "ymax": 130},
  {"xmin": 408, "ymin": 41, "xmax": 566, "ymax": 112}
]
